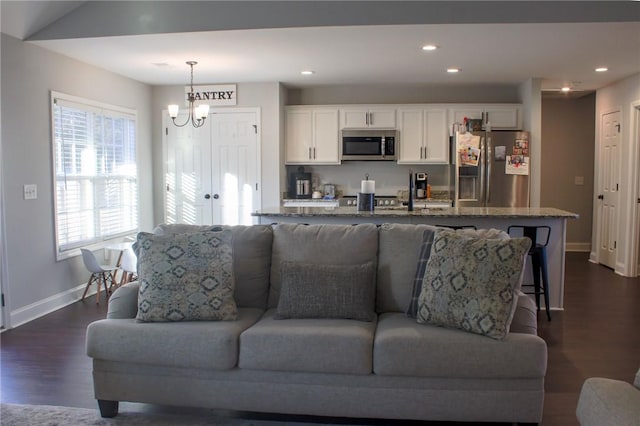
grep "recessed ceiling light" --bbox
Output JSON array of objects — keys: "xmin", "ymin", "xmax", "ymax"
[
  {"xmin": 447, "ymin": 68, "xmax": 460, "ymax": 73},
  {"xmin": 301, "ymin": 70, "xmax": 315, "ymax": 75},
  {"xmin": 595, "ymin": 67, "xmax": 608, "ymax": 72},
  {"xmin": 561, "ymin": 87, "xmax": 571, "ymax": 92},
  {"xmin": 422, "ymin": 44, "xmax": 438, "ymax": 51}
]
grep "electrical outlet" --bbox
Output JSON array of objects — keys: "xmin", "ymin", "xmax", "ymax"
[
  {"xmin": 574, "ymin": 176, "xmax": 585, "ymax": 186},
  {"xmin": 23, "ymin": 184, "xmax": 37, "ymax": 200}
]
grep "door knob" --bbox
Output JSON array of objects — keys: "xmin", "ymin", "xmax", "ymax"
[
  {"xmin": 204, "ymin": 194, "xmax": 211, "ymax": 199},
  {"xmin": 597, "ymin": 194, "xmax": 604, "ymax": 200},
  {"xmin": 213, "ymin": 194, "xmax": 219, "ymax": 199}
]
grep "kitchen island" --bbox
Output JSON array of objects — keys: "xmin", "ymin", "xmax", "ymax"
[{"xmin": 253, "ymin": 206, "xmax": 578, "ymax": 311}]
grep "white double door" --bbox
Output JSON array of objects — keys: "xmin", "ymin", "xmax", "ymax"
[{"xmin": 164, "ymin": 109, "xmax": 260, "ymax": 226}]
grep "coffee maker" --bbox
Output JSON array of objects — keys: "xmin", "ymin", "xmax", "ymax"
[
  {"xmin": 288, "ymin": 166, "xmax": 312, "ymax": 199},
  {"xmin": 415, "ymin": 172, "xmax": 428, "ymax": 199}
]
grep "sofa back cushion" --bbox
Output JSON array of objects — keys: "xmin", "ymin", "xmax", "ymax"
[
  {"xmin": 153, "ymin": 224, "xmax": 272, "ymax": 309},
  {"xmin": 268, "ymin": 223, "xmax": 379, "ymax": 309},
  {"xmin": 377, "ymin": 223, "xmax": 440, "ymax": 313}
]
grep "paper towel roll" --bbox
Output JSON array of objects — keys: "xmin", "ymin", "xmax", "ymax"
[{"xmin": 361, "ymin": 180, "xmax": 375, "ymax": 194}]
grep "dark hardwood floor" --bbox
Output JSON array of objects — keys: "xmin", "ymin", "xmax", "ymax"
[{"xmin": 1, "ymin": 252, "xmax": 639, "ymax": 425}]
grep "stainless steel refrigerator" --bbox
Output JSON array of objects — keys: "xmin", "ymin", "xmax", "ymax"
[{"xmin": 452, "ymin": 130, "xmax": 530, "ymax": 207}]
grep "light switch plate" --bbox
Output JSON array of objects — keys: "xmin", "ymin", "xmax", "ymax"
[
  {"xmin": 24, "ymin": 184, "xmax": 37, "ymax": 200},
  {"xmin": 574, "ymin": 176, "xmax": 585, "ymax": 186}
]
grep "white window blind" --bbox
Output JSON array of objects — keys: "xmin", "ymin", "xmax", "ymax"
[{"xmin": 52, "ymin": 93, "xmax": 138, "ymax": 256}]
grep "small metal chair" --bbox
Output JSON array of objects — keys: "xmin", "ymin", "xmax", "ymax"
[{"xmin": 80, "ymin": 249, "xmax": 117, "ymax": 305}]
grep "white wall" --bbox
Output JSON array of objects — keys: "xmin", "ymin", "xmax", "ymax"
[
  {"xmin": 591, "ymin": 72, "xmax": 640, "ymax": 276},
  {"xmin": 0, "ymin": 34, "xmax": 153, "ymax": 327},
  {"xmin": 151, "ymin": 82, "xmax": 284, "ymax": 223}
]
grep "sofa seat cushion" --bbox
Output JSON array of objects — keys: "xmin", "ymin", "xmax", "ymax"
[
  {"xmin": 239, "ymin": 309, "xmax": 377, "ymax": 375},
  {"xmin": 373, "ymin": 313, "xmax": 547, "ymax": 379},
  {"xmin": 86, "ymin": 307, "xmax": 264, "ymax": 370}
]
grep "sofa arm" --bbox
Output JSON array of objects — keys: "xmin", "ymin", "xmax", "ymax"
[
  {"xmin": 635, "ymin": 367, "xmax": 640, "ymax": 390},
  {"xmin": 107, "ymin": 281, "xmax": 139, "ymax": 319},
  {"xmin": 576, "ymin": 374, "xmax": 640, "ymax": 426},
  {"xmin": 509, "ymin": 291, "xmax": 538, "ymax": 335}
]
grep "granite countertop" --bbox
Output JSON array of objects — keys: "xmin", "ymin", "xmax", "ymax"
[{"xmin": 252, "ymin": 206, "xmax": 579, "ymax": 219}]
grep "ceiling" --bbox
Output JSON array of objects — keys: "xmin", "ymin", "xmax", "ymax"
[{"xmin": 1, "ymin": 1, "xmax": 639, "ymax": 94}]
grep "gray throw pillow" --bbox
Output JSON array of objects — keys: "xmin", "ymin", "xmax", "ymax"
[
  {"xmin": 416, "ymin": 229, "xmax": 530, "ymax": 340},
  {"xmin": 275, "ymin": 261, "xmax": 376, "ymax": 321},
  {"xmin": 134, "ymin": 230, "xmax": 238, "ymax": 322}
]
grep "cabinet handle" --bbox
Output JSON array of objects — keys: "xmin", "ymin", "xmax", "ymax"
[
  {"xmin": 308, "ymin": 147, "xmax": 312, "ymax": 160},
  {"xmin": 313, "ymin": 148, "xmax": 316, "ymax": 159}
]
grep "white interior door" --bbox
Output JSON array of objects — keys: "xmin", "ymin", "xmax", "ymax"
[
  {"xmin": 597, "ymin": 110, "xmax": 621, "ymax": 269},
  {"xmin": 210, "ymin": 112, "xmax": 259, "ymax": 226},
  {"xmin": 164, "ymin": 118, "xmax": 212, "ymax": 225},
  {"xmin": 636, "ymin": 105, "xmax": 640, "ymax": 274},
  {"xmin": 165, "ymin": 110, "xmax": 259, "ymax": 226}
]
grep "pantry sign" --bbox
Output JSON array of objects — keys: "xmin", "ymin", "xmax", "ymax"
[{"xmin": 185, "ymin": 84, "xmax": 237, "ymax": 106}]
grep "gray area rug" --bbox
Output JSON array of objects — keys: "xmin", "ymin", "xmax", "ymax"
[{"xmin": 0, "ymin": 403, "xmax": 354, "ymax": 426}]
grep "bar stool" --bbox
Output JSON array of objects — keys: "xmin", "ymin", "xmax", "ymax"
[
  {"xmin": 508, "ymin": 225, "xmax": 551, "ymax": 321},
  {"xmin": 436, "ymin": 225, "xmax": 477, "ymax": 230}
]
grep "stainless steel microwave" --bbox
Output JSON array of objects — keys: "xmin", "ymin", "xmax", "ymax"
[{"xmin": 341, "ymin": 129, "xmax": 397, "ymax": 161}]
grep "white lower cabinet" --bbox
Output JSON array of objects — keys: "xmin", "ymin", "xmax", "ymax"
[
  {"xmin": 285, "ymin": 107, "xmax": 340, "ymax": 164},
  {"xmin": 398, "ymin": 108, "xmax": 449, "ymax": 164}
]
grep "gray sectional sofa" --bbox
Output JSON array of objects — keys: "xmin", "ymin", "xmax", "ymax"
[{"xmin": 86, "ymin": 223, "xmax": 548, "ymax": 424}]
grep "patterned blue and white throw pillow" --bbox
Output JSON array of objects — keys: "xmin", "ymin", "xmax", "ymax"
[
  {"xmin": 416, "ymin": 229, "xmax": 530, "ymax": 340},
  {"xmin": 134, "ymin": 229, "xmax": 237, "ymax": 322}
]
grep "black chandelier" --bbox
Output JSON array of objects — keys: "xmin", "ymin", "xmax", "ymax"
[{"xmin": 168, "ymin": 61, "xmax": 210, "ymax": 128}]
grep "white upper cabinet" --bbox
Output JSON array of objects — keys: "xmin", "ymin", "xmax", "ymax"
[
  {"xmin": 285, "ymin": 107, "xmax": 340, "ymax": 165},
  {"xmin": 340, "ymin": 107, "xmax": 396, "ymax": 129},
  {"xmin": 449, "ymin": 104, "xmax": 522, "ymax": 131},
  {"xmin": 398, "ymin": 107, "xmax": 449, "ymax": 164}
]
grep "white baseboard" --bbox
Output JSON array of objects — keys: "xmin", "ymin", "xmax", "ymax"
[
  {"xmin": 566, "ymin": 242, "xmax": 591, "ymax": 252},
  {"xmin": 8, "ymin": 283, "xmax": 97, "ymax": 329}
]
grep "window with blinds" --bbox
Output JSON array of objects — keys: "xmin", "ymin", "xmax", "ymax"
[{"xmin": 51, "ymin": 92, "xmax": 138, "ymax": 257}]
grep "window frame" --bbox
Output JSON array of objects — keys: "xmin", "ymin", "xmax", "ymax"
[{"xmin": 50, "ymin": 91, "xmax": 140, "ymax": 261}]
